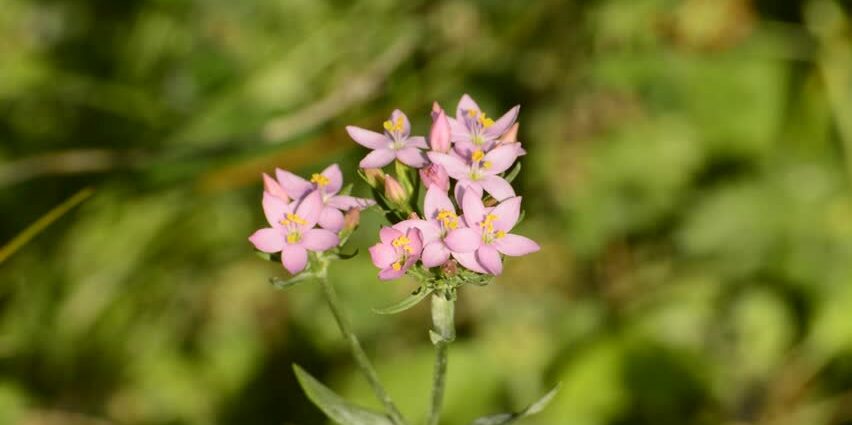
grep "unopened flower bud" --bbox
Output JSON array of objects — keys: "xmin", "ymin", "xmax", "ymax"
[
  {"xmin": 343, "ymin": 208, "xmax": 361, "ymax": 233},
  {"xmin": 431, "ymin": 101, "xmax": 444, "ymax": 121},
  {"xmin": 441, "ymin": 259, "xmax": 459, "ymax": 277},
  {"xmin": 363, "ymin": 168, "xmax": 386, "ymax": 188},
  {"xmin": 419, "ymin": 163, "xmax": 450, "ymax": 192},
  {"xmin": 429, "ymin": 109, "xmax": 452, "ymax": 153},
  {"xmin": 384, "ymin": 175, "xmax": 408, "ymax": 204},
  {"xmin": 263, "ymin": 172, "xmax": 289, "ymax": 201}
]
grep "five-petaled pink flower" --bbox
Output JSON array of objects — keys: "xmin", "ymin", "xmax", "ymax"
[
  {"xmin": 451, "ymin": 188, "xmax": 540, "ymax": 275},
  {"xmin": 249, "ymin": 191, "xmax": 340, "ymax": 275},
  {"xmin": 450, "ymin": 94, "xmax": 519, "ymax": 154},
  {"xmin": 427, "ymin": 143, "xmax": 520, "ymax": 203},
  {"xmin": 273, "ymin": 164, "xmax": 374, "ymax": 232},
  {"xmin": 368, "ymin": 225, "xmax": 423, "ymax": 280},
  {"xmin": 347, "ymin": 110, "xmax": 429, "ymax": 169},
  {"xmin": 414, "ymin": 186, "xmax": 480, "ymax": 267}
]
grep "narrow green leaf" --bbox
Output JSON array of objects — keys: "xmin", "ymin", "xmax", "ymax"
[
  {"xmin": 292, "ymin": 364, "xmax": 394, "ymax": 425},
  {"xmin": 372, "ymin": 287, "xmax": 432, "ymax": 315},
  {"xmin": 269, "ymin": 273, "xmax": 314, "ymax": 290},
  {"xmin": 339, "ymin": 183, "xmax": 354, "ymax": 196},
  {"xmin": 468, "ymin": 383, "xmax": 561, "ymax": 425},
  {"xmin": 504, "ymin": 162, "xmax": 522, "ymax": 183},
  {"xmin": 255, "ymin": 251, "xmax": 281, "ymax": 262}
]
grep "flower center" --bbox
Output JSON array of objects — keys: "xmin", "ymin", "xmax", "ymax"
[
  {"xmin": 392, "ymin": 235, "xmax": 414, "ymax": 253},
  {"xmin": 286, "ymin": 232, "xmax": 301, "ymax": 244},
  {"xmin": 436, "ymin": 209, "xmax": 459, "ymax": 233},
  {"xmin": 311, "ymin": 173, "xmax": 330, "ymax": 187},
  {"xmin": 479, "ymin": 213, "xmax": 505, "ymax": 243}
]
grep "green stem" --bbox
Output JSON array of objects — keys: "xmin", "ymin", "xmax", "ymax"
[
  {"xmin": 317, "ymin": 266, "xmax": 407, "ymax": 425},
  {"xmin": 427, "ymin": 293, "xmax": 455, "ymax": 425}
]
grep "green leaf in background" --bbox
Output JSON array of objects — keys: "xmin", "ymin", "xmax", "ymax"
[
  {"xmin": 372, "ymin": 286, "xmax": 432, "ymax": 315},
  {"xmin": 292, "ymin": 364, "xmax": 394, "ymax": 425},
  {"xmin": 269, "ymin": 273, "xmax": 314, "ymax": 290},
  {"xmin": 467, "ymin": 383, "xmax": 561, "ymax": 425}
]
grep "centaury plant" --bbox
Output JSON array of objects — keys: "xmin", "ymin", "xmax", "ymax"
[{"xmin": 249, "ymin": 95, "xmax": 558, "ymax": 425}]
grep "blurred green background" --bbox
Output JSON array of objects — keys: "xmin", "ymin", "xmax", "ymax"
[{"xmin": 2, "ymin": 0, "xmax": 852, "ymax": 424}]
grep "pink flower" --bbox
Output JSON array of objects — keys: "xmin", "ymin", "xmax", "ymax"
[
  {"xmin": 263, "ymin": 172, "xmax": 289, "ymax": 201},
  {"xmin": 274, "ymin": 164, "xmax": 374, "ymax": 232},
  {"xmin": 416, "ymin": 186, "xmax": 480, "ymax": 267},
  {"xmin": 249, "ymin": 191, "xmax": 340, "ymax": 275},
  {"xmin": 427, "ymin": 143, "xmax": 521, "ymax": 202},
  {"xmin": 452, "ymin": 189, "xmax": 540, "ymax": 275},
  {"xmin": 347, "ymin": 110, "xmax": 429, "ymax": 169},
  {"xmin": 449, "ymin": 94, "xmax": 519, "ymax": 154},
  {"xmin": 419, "ymin": 163, "xmax": 450, "ymax": 192},
  {"xmin": 368, "ymin": 225, "xmax": 423, "ymax": 280}
]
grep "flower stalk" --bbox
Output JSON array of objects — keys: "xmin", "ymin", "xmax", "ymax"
[
  {"xmin": 427, "ymin": 292, "xmax": 455, "ymax": 425},
  {"xmin": 315, "ymin": 256, "xmax": 408, "ymax": 425}
]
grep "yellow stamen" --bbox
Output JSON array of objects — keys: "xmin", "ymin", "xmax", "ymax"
[
  {"xmin": 280, "ymin": 212, "xmax": 307, "ymax": 226},
  {"xmin": 482, "ymin": 161, "xmax": 492, "ymax": 170},
  {"xmin": 286, "ymin": 232, "xmax": 301, "ymax": 244},
  {"xmin": 495, "ymin": 230, "xmax": 506, "ymax": 239},
  {"xmin": 437, "ymin": 210, "xmax": 459, "ymax": 230},
  {"xmin": 384, "ymin": 116, "xmax": 405, "ymax": 132},
  {"xmin": 477, "ymin": 112, "xmax": 495, "ymax": 128},
  {"xmin": 467, "ymin": 109, "xmax": 477, "ymax": 117},
  {"xmin": 310, "ymin": 173, "xmax": 330, "ymax": 187},
  {"xmin": 479, "ymin": 213, "xmax": 498, "ymax": 232},
  {"xmin": 392, "ymin": 261, "xmax": 402, "ymax": 271},
  {"xmin": 472, "ymin": 149, "xmax": 485, "ymax": 162},
  {"xmin": 383, "ymin": 120, "xmax": 394, "ymax": 131}
]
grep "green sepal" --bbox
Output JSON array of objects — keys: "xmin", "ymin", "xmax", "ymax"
[
  {"xmin": 339, "ymin": 183, "xmax": 354, "ymax": 196},
  {"xmin": 255, "ymin": 250, "xmax": 280, "ymax": 262},
  {"xmin": 504, "ymin": 161, "xmax": 522, "ymax": 183},
  {"xmin": 372, "ymin": 286, "xmax": 433, "ymax": 315},
  {"xmin": 467, "ymin": 383, "xmax": 561, "ymax": 425},
  {"xmin": 292, "ymin": 364, "xmax": 394, "ymax": 425},
  {"xmin": 269, "ymin": 273, "xmax": 314, "ymax": 290},
  {"xmin": 329, "ymin": 248, "xmax": 359, "ymax": 260}
]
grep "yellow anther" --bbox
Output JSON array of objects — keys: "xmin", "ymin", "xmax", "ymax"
[
  {"xmin": 395, "ymin": 116, "xmax": 405, "ymax": 131},
  {"xmin": 482, "ymin": 161, "xmax": 492, "ymax": 170},
  {"xmin": 467, "ymin": 109, "xmax": 477, "ymax": 117},
  {"xmin": 479, "ymin": 214, "xmax": 498, "ymax": 232},
  {"xmin": 383, "ymin": 120, "xmax": 394, "ymax": 131},
  {"xmin": 477, "ymin": 112, "xmax": 495, "ymax": 128},
  {"xmin": 437, "ymin": 210, "xmax": 459, "ymax": 230},
  {"xmin": 286, "ymin": 232, "xmax": 301, "ymax": 244},
  {"xmin": 284, "ymin": 212, "xmax": 307, "ymax": 226},
  {"xmin": 392, "ymin": 261, "xmax": 402, "ymax": 271},
  {"xmin": 472, "ymin": 149, "xmax": 485, "ymax": 162},
  {"xmin": 392, "ymin": 235, "xmax": 411, "ymax": 247},
  {"xmin": 311, "ymin": 173, "xmax": 330, "ymax": 187},
  {"xmin": 495, "ymin": 230, "xmax": 506, "ymax": 239}
]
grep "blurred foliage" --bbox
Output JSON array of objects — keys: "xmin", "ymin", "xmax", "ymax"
[{"xmin": 2, "ymin": 0, "xmax": 852, "ymax": 424}]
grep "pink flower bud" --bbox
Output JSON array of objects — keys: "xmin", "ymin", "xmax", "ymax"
[
  {"xmin": 262, "ymin": 172, "xmax": 289, "ymax": 201},
  {"xmin": 362, "ymin": 168, "xmax": 386, "ymax": 188},
  {"xmin": 419, "ymin": 163, "xmax": 450, "ymax": 192},
  {"xmin": 429, "ymin": 109, "xmax": 452, "ymax": 153},
  {"xmin": 431, "ymin": 101, "xmax": 444, "ymax": 121},
  {"xmin": 343, "ymin": 208, "xmax": 361, "ymax": 233},
  {"xmin": 384, "ymin": 175, "xmax": 408, "ymax": 204},
  {"xmin": 498, "ymin": 122, "xmax": 519, "ymax": 144}
]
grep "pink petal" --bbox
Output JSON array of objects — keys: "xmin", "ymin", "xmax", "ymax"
[
  {"xmin": 461, "ymin": 187, "xmax": 487, "ymax": 227},
  {"xmin": 456, "ymin": 94, "xmax": 481, "ymax": 120},
  {"xmin": 302, "ymin": 228, "xmax": 340, "ymax": 252},
  {"xmin": 494, "ymin": 233, "xmax": 540, "ymax": 256},
  {"xmin": 452, "ymin": 251, "xmax": 487, "ymax": 274},
  {"xmin": 476, "ymin": 244, "xmax": 503, "ymax": 275},
  {"xmin": 454, "ymin": 182, "xmax": 483, "ymax": 208},
  {"xmin": 249, "ymin": 228, "xmax": 284, "ymax": 253},
  {"xmin": 295, "ymin": 190, "xmax": 323, "ymax": 228},
  {"xmin": 378, "ymin": 266, "xmax": 406, "ymax": 280},
  {"xmin": 424, "ymin": 185, "xmax": 455, "ymax": 220},
  {"xmin": 321, "ymin": 164, "xmax": 343, "ymax": 195},
  {"xmin": 318, "ymin": 206, "xmax": 344, "ymax": 231},
  {"xmin": 391, "ymin": 109, "xmax": 411, "ymax": 137},
  {"xmin": 491, "ymin": 196, "xmax": 521, "ymax": 231},
  {"xmin": 347, "ymin": 126, "xmax": 390, "ymax": 149},
  {"xmin": 379, "ymin": 226, "xmax": 403, "ymax": 244},
  {"xmin": 369, "ymin": 243, "xmax": 397, "ymax": 269},
  {"xmin": 281, "ymin": 245, "xmax": 308, "ymax": 275},
  {"xmin": 359, "ymin": 149, "xmax": 396, "ymax": 168},
  {"xmin": 396, "ymin": 147, "xmax": 429, "ymax": 168},
  {"xmin": 405, "ymin": 228, "xmax": 424, "ymax": 256},
  {"xmin": 449, "ymin": 118, "xmax": 473, "ymax": 144},
  {"xmin": 422, "ymin": 241, "xmax": 450, "ymax": 267},
  {"xmin": 327, "ymin": 195, "xmax": 375, "ymax": 210},
  {"xmin": 483, "ymin": 144, "xmax": 520, "ymax": 174},
  {"xmin": 394, "ymin": 219, "xmax": 440, "ymax": 244},
  {"xmin": 429, "ymin": 111, "xmax": 451, "ymax": 153},
  {"xmin": 263, "ymin": 173, "xmax": 289, "ymax": 201},
  {"xmin": 407, "ymin": 136, "xmax": 429, "ymax": 150},
  {"xmin": 444, "ymin": 228, "xmax": 481, "ymax": 253},
  {"xmin": 478, "ymin": 175, "xmax": 515, "ymax": 201},
  {"xmin": 428, "ymin": 152, "xmax": 469, "ymax": 179},
  {"xmin": 275, "ymin": 169, "xmax": 313, "ymax": 200},
  {"xmin": 262, "ymin": 192, "xmax": 289, "ymax": 227},
  {"xmin": 483, "ymin": 105, "xmax": 520, "ymax": 140}
]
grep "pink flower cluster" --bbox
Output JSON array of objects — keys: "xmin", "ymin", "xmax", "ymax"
[
  {"xmin": 347, "ymin": 94, "xmax": 540, "ymax": 279},
  {"xmin": 249, "ymin": 164, "xmax": 374, "ymax": 274}
]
